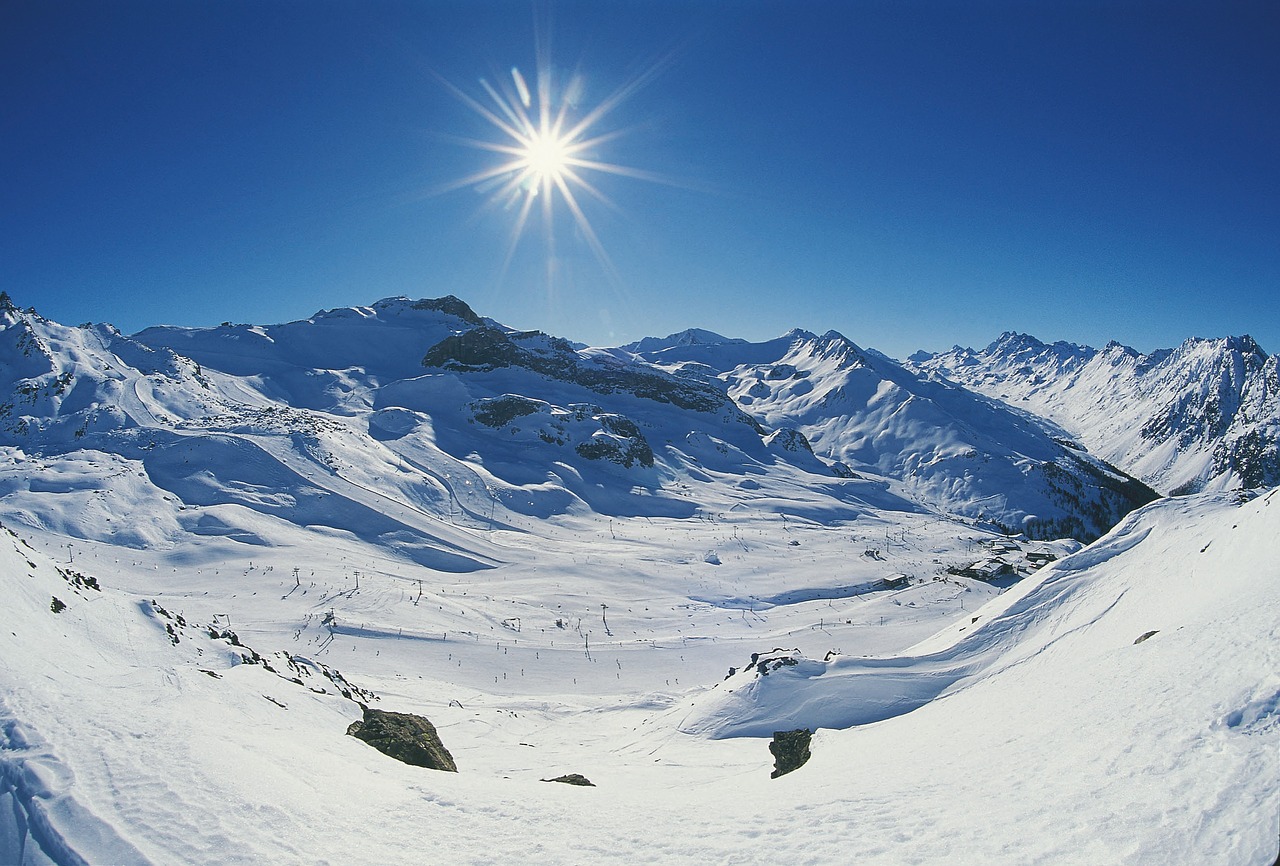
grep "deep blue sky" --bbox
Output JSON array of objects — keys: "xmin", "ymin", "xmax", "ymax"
[{"xmin": 4, "ymin": 0, "xmax": 1278, "ymax": 359}]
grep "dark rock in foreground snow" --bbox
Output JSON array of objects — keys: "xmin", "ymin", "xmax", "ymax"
[
  {"xmin": 541, "ymin": 773, "xmax": 596, "ymax": 787},
  {"xmin": 769, "ymin": 728, "xmax": 812, "ymax": 778},
  {"xmin": 346, "ymin": 707, "xmax": 457, "ymax": 772}
]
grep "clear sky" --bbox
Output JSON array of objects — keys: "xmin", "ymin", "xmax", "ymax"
[{"xmin": 4, "ymin": 0, "xmax": 1278, "ymax": 360}]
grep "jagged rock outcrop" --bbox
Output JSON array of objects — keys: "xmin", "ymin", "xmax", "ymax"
[
  {"xmin": 541, "ymin": 773, "xmax": 596, "ymax": 787},
  {"xmin": 346, "ymin": 707, "xmax": 457, "ymax": 772},
  {"xmin": 423, "ymin": 323, "xmax": 761, "ymax": 427},
  {"xmin": 410, "ymin": 295, "xmax": 484, "ymax": 326},
  {"xmin": 769, "ymin": 728, "xmax": 812, "ymax": 778},
  {"xmin": 575, "ymin": 416, "xmax": 654, "ymax": 469},
  {"xmin": 764, "ymin": 427, "xmax": 814, "ymax": 454},
  {"xmin": 469, "ymin": 396, "xmax": 655, "ymax": 469}
]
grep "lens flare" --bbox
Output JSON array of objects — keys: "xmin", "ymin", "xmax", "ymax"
[{"xmin": 435, "ymin": 38, "xmax": 674, "ymax": 287}]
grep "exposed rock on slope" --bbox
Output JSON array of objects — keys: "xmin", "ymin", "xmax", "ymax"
[
  {"xmin": 346, "ymin": 707, "xmax": 458, "ymax": 772},
  {"xmin": 542, "ymin": 773, "xmax": 596, "ymax": 786},
  {"xmin": 423, "ymin": 323, "xmax": 760, "ymax": 426},
  {"xmin": 769, "ymin": 728, "xmax": 812, "ymax": 778}
]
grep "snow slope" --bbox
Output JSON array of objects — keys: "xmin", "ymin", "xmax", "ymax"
[
  {"xmin": 0, "ymin": 295, "xmax": 1275, "ymax": 865},
  {"xmin": 634, "ymin": 328, "xmax": 1157, "ymax": 540},
  {"xmin": 1, "ymin": 487, "xmax": 1274, "ymax": 865},
  {"xmin": 913, "ymin": 331, "xmax": 1280, "ymax": 495}
]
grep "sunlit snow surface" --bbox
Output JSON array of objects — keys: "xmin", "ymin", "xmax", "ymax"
[
  {"xmin": 0, "ymin": 300, "xmax": 1275, "ymax": 864},
  {"xmin": 2, "ymin": 486, "xmax": 1276, "ymax": 864}
]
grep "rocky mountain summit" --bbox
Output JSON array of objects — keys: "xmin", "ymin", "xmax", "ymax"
[{"xmin": 912, "ymin": 331, "xmax": 1279, "ymax": 494}]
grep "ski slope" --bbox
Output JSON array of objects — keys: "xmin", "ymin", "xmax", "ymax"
[
  {"xmin": 0, "ymin": 297, "xmax": 1275, "ymax": 864},
  {"xmin": 2, "ymin": 488, "xmax": 1275, "ymax": 865}
]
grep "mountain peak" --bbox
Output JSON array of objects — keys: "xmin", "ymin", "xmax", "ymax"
[
  {"xmin": 622, "ymin": 328, "xmax": 743, "ymax": 355},
  {"xmin": 0, "ymin": 291, "xmax": 22, "ymax": 327},
  {"xmin": 1225, "ymin": 334, "xmax": 1267, "ymax": 359},
  {"xmin": 404, "ymin": 296, "xmax": 484, "ymax": 326},
  {"xmin": 1173, "ymin": 333, "xmax": 1271, "ymax": 365},
  {"xmin": 985, "ymin": 332, "xmax": 1099, "ymax": 365},
  {"xmin": 986, "ymin": 331, "xmax": 1046, "ymax": 354}
]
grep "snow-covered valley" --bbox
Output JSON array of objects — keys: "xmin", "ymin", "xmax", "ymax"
[{"xmin": 1, "ymin": 295, "xmax": 1276, "ymax": 864}]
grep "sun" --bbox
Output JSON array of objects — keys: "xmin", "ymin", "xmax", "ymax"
[
  {"xmin": 435, "ymin": 43, "xmax": 672, "ymax": 285},
  {"xmin": 520, "ymin": 127, "xmax": 573, "ymax": 187}
]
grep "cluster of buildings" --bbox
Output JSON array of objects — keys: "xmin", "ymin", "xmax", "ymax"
[{"xmin": 949, "ymin": 540, "xmax": 1057, "ymax": 581}]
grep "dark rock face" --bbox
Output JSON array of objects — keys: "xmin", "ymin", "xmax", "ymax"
[
  {"xmin": 769, "ymin": 728, "xmax": 812, "ymax": 779},
  {"xmin": 765, "ymin": 427, "xmax": 814, "ymax": 454},
  {"xmin": 1212, "ymin": 428, "xmax": 1280, "ymax": 490},
  {"xmin": 576, "ymin": 415, "xmax": 655, "ymax": 468},
  {"xmin": 411, "ymin": 295, "xmax": 484, "ymax": 326},
  {"xmin": 422, "ymin": 326, "xmax": 527, "ymax": 372},
  {"xmin": 541, "ymin": 773, "xmax": 596, "ymax": 787},
  {"xmin": 472, "ymin": 394, "xmax": 544, "ymax": 428},
  {"xmin": 346, "ymin": 708, "xmax": 458, "ymax": 772},
  {"xmin": 423, "ymin": 325, "xmax": 761, "ymax": 430},
  {"xmin": 467, "ymin": 394, "xmax": 656, "ymax": 469}
]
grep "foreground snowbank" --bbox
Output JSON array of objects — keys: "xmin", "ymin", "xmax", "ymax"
[{"xmin": 1, "ymin": 489, "xmax": 1277, "ymax": 865}]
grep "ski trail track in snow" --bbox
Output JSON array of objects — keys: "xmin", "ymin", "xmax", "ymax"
[{"xmin": 0, "ymin": 713, "xmax": 153, "ymax": 866}]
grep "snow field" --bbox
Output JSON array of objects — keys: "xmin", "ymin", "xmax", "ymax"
[
  {"xmin": 2, "ymin": 489, "xmax": 1276, "ymax": 864},
  {"xmin": 0, "ymin": 299, "xmax": 1275, "ymax": 864}
]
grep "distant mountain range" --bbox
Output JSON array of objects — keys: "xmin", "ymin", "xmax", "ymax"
[
  {"xmin": 910, "ymin": 331, "xmax": 1279, "ymax": 495},
  {"xmin": 627, "ymin": 327, "xmax": 1156, "ymax": 540},
  {"xmin": 2, "ymin": 291, "xmax": 1273, "ymax": 544}
]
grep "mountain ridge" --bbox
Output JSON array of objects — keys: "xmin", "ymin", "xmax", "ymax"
[
  {"xmin": 912, "ymin": 329, "xmax": 1279, "ymax": 494},
  {"xmin": 0, "ymin": 291, "xmax": 1275, "ymax": 865},
  {"xmin": 0, "ymin": 294, "xmax": 1187, "ymax": 543},
  {"xmin": 635, "ymin": 326, "xmax": 1158, "ymax": 540}
]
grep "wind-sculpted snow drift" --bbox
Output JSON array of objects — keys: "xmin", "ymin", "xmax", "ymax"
[{"xmin": 680, "ymin": 498, "xmax": 1165, "ymax": 738}]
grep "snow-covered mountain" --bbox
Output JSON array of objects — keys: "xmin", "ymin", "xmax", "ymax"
[
  {"xmin": 622, "ymin": 327, "xmax": 746, "ymax": 355},
  {"xmin": 0, "ymin": 295, "xmax": 898, "ymax": 553},
  {"xmin": 632, "ymin": 327, "xmax": 1157, "ymax": 540},
  {"xmin": 0, "ymin": 292, "xmax": 1276, "ymax": 865},
  {"xmin": 0, "ymin": 295, "xmax": 1154, "ymax": 547},
  {"xmin": 912, "ymin": 331, "xmax": 1280, "ymax": 495}
]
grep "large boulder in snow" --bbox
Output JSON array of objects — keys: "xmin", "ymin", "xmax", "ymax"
[
  {"xmin": 346, "ymin": 707, "xmax": 457, "ymax": 772},
  {"xmin": 576, "ymin": 415, "xmax": 654, "ymax": 468},
  {"xmin": 769, "ymin": 728, "xmax": 812, "ymax": 778}
]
